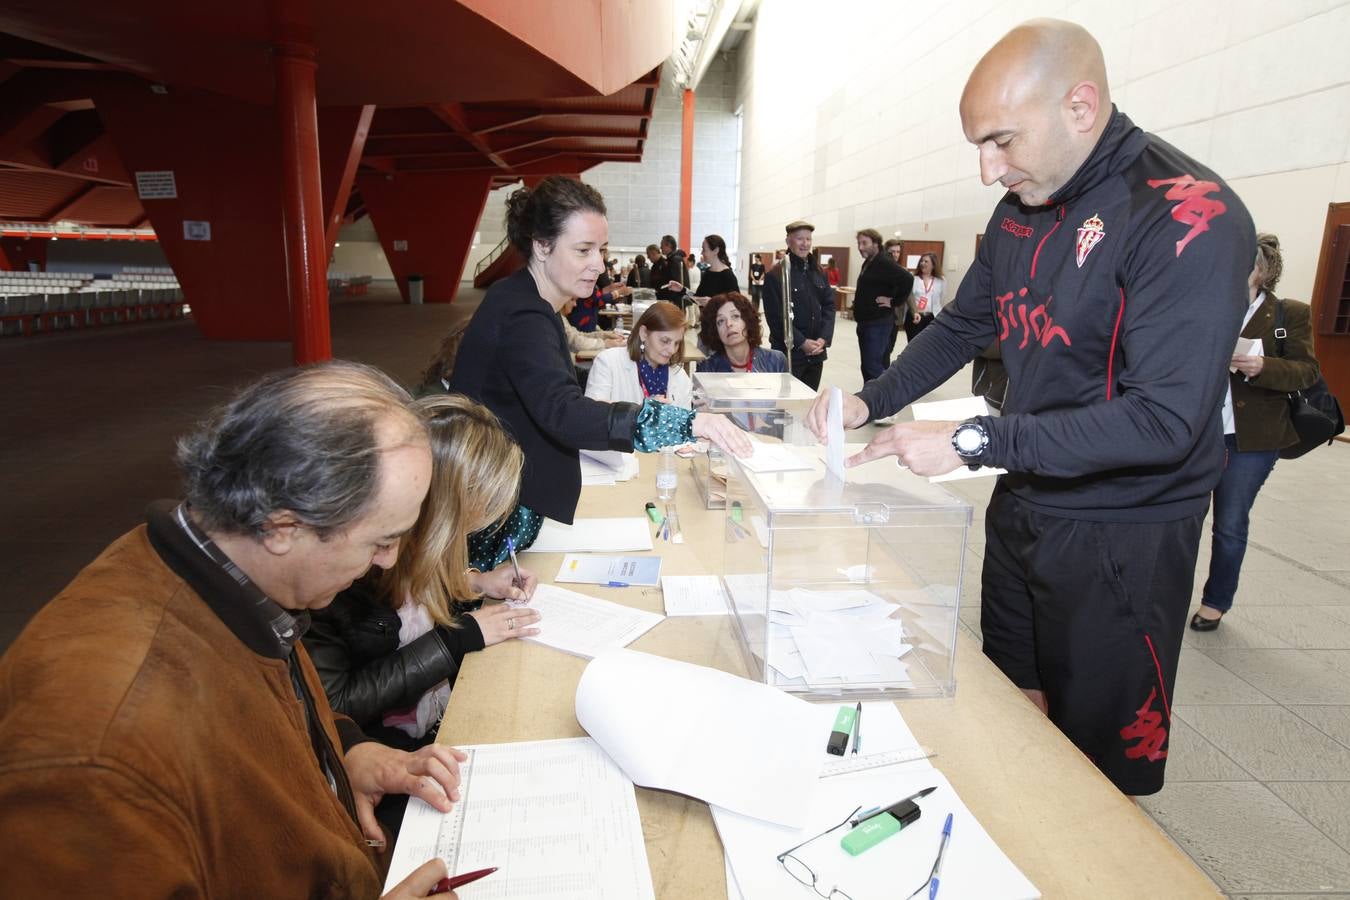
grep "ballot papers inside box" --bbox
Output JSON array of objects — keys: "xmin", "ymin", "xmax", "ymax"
[
  {"xmin": 690, "ymin": 372, "xmax": 819, "ymax": 510},
  {"xmin": 721, "ymin": 448, "xmax": 970, "ymax": 700}
]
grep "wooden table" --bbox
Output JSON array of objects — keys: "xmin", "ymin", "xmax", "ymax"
[{"xmin": 439, "ymin": 455, "xmax": 1219, "ymax": 899}]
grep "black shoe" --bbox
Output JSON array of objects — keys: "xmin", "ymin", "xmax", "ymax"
[{"xmin": 1190, "ymin": 611, "xmax": 1223, "ymax": 632}]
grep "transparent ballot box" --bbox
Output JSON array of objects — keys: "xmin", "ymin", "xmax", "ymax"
[
  {"xmin": 690, "ymin": 372, "xmax": 818, "ymax": 509},
  {"xmin": 721, "ymin": 448, "xmax": 970, "ymax": 699}
]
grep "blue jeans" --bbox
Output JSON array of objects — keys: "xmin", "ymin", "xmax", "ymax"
[
  {"xmin": 1200, "ymin": 433, "xmax": 1279, "ymax": 613},
  {"xmin": 857, "ymin": 316, "xmax": 894, "ymax": 383}
]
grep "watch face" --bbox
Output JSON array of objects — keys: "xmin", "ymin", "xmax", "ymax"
[{"xmin": 955, "ymin": 426, "xmax": 983, "ymax": 453}]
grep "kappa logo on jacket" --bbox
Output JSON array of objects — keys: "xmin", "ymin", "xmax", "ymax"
[
  {"xmin": 1075, "ymin": 213, "xmax": 1105, "ymax": 268},
  {"xmin": 1146, "ymin": 174, "xmax": 1228, "ymax": 257},
  {"xmin": 1001, "ymin": 216, "xmax": 1034, "ymax": 239}
]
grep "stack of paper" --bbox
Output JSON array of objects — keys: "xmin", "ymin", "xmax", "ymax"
[
  {"xmin": 767, "ymin": 588, "xmax": 913, "ymax": 689},
  {"xmin": 580, "ymin": 449, "xmax": 640, "ymax": 485},
  {"xmin": 526, "ymin": 517, "xmax": 653, "ymax": 553},
  {"xmin": 523, "ymin": 584, "xmax": 664, "ymax": 658},
  {"xmin": 386, "ymin": 737, "xmax": 655, "ymax": 899},
  {"xmin": 576, "ymin": 649, "xmax": 822, "ymax": 827},
  {"xmin": 660, "ymin": 575, "xmax": 731, "ymax": 616}
]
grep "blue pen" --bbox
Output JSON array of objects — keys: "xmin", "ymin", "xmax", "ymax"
[
  {"xmin": 505, "ymin": 536, "xmax": 524, "ymax": 589},
  {"xmin": 606, "ymin": 581, "xmax": 630, "ymax": 588},
  {"xmin": 928, "ymin": 813, "xmax": 953, "ymax": 900}
]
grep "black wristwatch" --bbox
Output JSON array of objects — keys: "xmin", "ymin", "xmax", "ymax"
[{"xmin": 951, "ymin": 419, "xmax": 989, "ymax": 471}]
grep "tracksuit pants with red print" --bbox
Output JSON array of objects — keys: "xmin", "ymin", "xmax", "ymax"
[{"xmin": 980, "ymin": 483, "xmax": 1204, "ymax": 796}]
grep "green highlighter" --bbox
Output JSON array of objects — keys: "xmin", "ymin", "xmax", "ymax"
[
  {"xmin": 826, "ymin": 705, "xmax": 857, "ymax": 756},
  {"xmin": 840, "ymin": 800, "xmax": 922, "ymax": 856}
]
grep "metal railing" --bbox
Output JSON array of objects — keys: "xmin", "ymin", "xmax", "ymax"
[{"xmin": 474, "ymin": 236, "xmax": 511, "ymax": 278}]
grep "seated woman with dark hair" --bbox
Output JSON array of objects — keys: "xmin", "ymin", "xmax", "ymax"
[
  {"xmin": 696, "ymin": 292, "xmax": 787, "ymax": 373},
  {"xmin": 304, "ymin": 394, "xmax": 542, "ymax": 753}
]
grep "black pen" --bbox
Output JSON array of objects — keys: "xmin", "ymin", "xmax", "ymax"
[
  {"xmin": 850, "ymin": 786, "xmax": 938, "ymax": 827},
  {"xmin": 851, "ymin": 701, "xmax": 862, "ymax": 755}
]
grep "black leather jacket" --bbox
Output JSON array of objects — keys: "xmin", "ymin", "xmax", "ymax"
[{"xmin": 303, "ymin": 577, "xmax": 485, "ymax": 746}]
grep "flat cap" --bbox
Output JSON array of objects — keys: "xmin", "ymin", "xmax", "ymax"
[{"xmin": 784, "ymin": 220, "xmax": 815, "ymax": 234}]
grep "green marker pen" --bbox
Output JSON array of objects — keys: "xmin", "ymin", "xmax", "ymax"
[
  {"xmin": 840, "ymin": 799, "xmax": 921, "ymax": 856},
  {"xmin": 827, "ymin": 705, "xmax": 857, "ymax": 756}
]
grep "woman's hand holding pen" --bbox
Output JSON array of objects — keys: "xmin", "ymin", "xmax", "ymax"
[
  {"xmin": 470, "ymin": 564, "xmax": 537, "ymax": 603},
  {"xmin": 468, "ymin": 602, "xmax": 542, "ymax": 646},
  {"xmin": 692, "ymin": 412, "xmax": 754, "ymax": 458}
]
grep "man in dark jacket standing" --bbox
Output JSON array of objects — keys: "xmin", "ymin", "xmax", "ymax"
[
  {"xmin": 762, "ymin": 220, "xmax": 836, "ymax": 390},
  {"xmin": 809, "ymin": 19, "xmax": 1254, "ymax": 797},
  {"xmin": 652, "ymin": 234, "xmax": 689, "ymax": 305},
  {"xmin": 852, "ymin": 228, "xmax": 915, "ymax": 382}
]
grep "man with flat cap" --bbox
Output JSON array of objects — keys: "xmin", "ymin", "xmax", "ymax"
[
  {"xmin": 762, "ymin": 220, "xmax": 836, "ymax": 390},
  {"xmin": 810, "ymin": 19, "xmax": 1254, "ymax": 796}
]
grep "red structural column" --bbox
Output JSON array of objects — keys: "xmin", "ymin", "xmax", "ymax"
[
  {"xmin": 679, "ymin": 88, "xmax": 695, "ymax": 253},
  {"xmin": 273, "ymin": 41, "xmax": 331, "ymax": 365}
]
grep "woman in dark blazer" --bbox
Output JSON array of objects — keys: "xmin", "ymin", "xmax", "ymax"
[
  {"xmin": 1192, "ymin": 233, "xmax": 1321, "ymax": 631},
  {"xmin": 448, "ymin": 177, "xmax": 750, "ymax": 566}
]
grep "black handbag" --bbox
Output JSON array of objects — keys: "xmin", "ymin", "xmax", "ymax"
[{"xmin": 1273, "ymin": 299, "xmax": 1345, "ymax": 459}]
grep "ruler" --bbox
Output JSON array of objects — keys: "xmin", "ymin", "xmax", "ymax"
[
  {"xmin": 820, "ymin": 746, "xmax": 936, "ymax": 778},
  {"xmin": 432, "ymin": 748, "xmax": 474, "ymax": 869}
]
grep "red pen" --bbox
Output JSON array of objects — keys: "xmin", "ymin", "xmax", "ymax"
[{"xmin": 429, "ymin": 866, "xmax": 497, "ymax": 895}]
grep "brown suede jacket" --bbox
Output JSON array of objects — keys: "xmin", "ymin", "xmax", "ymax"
[
  {"xmin": 0, "ymin": 503, "xmax": 383, "ymax": 899},
  {"xmin": 1231, "ymin": 294, "xmax": 1320, "ymax": 452}
]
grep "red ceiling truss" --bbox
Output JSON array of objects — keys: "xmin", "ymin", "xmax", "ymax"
[{"xmin": 0, "ymin": 29, "xmax": 661, "ymax": 231}]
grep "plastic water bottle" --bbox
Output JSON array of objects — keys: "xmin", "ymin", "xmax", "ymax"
[{"xmin": 656, "ymin": 446, "xmax": 678, "ymax": 500}]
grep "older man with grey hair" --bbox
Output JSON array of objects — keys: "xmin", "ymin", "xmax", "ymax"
[{"xmin": 0, "ymin": 361, "xmax": 463, "ymax": 899}]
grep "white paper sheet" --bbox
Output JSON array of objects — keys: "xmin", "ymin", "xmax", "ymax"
[
  {"xmin": 1232, "ymin": 336, "xmax": 1264, "ymax": 372},
  {"xmin": 661, "ymin": 575, "xmax": 731, "ymax": 616},
  {"xmin": 385, "ymin": 737, "xmax": 655, "ymax": 899},
  {"xmin": 579, "ymin": 448, "xmax": 640, "ymax": 482},
  {"xmin": 526, "ymin": 517, "xmax": 654, "ymax": 553},
  {"xmin": 575, "ymin": 649, "xmax": 822, "ymax": 827},
  {"xmin": 826, "ymin": 387, "xmax": 846, "ymax": 480},
  {"xmin": 912, "ymin": 397, "xmax": 1007, "ymax": 482},
  {"xmin": 522, "ymin": 584, "xmax": 664, "ymax": 658},
  {"xmin": 714, "ymin": 768, "xmax": 1040, "ymax": 900},
  {"xmin": 739, "ymin": 442, "xmax": 816, "ymax": 473}
]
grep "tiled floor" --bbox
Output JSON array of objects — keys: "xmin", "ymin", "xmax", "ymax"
[{"xmin": 2, "ymin": 286, "xmax": 1347, "ymax": 897}]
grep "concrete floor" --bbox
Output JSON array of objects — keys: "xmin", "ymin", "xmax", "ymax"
[{"xmin": 2, "ymin": 283, "xmax": 1348, "ymax": 898}]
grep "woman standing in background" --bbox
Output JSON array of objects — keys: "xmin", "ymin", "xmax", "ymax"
[{"xmin": 905, "ymin": 252, "xmax": 946, "ymax": 343}]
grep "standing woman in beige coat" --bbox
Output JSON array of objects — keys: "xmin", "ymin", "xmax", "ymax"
[{"xmin": 1192, "ymin": 234, "xmax": 1321, "ymax": 631}]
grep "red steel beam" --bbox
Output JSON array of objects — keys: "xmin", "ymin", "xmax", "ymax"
[{"xmin": 274, "ymin": 39, "xmax": 331, "ymax": 364}]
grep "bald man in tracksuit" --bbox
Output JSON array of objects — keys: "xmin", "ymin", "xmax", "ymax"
[{"xmin": 811, "ymin": 19, "xmax": 1255, "ymax": 796}]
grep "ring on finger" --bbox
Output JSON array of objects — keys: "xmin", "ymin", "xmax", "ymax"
[{"xmin": 507, "ymin": 618, "xmax": 516, "ymax": 630}]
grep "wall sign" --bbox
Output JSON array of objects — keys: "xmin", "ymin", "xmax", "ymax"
[
  {"xmin": 392, "ymin": 240, "xmax": 409, "ymax": 252},
  {"xmin": 135, "ymin": 171, "xmax": 178, "ymax": 199},
  {"xmin": 183, "ymin": 220, "xmax": 211, "ymax": 241}
]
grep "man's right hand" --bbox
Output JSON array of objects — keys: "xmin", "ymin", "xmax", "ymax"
[
  {"xmin": 805, "ymin": 387, "xmax": 870, "ymax": 441},
  {"xmin": 382, "ymin": 858, "xmax": 455, "ymax": 899}
]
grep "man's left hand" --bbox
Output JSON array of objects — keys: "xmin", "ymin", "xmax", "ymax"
[
  {"xmin": 876, "ymin": 295, "xmax": 892, "ymax": 309},
  {"xmin": 344, "ymin": 742, "xmax": 468, "ymax": 843},
  {"xmin": 846, "ymin": 420, "xmax": 964, "ymax": 476}
]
